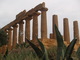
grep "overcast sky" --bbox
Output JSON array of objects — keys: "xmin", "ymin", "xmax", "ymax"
[{"xmin": 0, "ymin": 0, "xmax": 80, "ymax": 40}]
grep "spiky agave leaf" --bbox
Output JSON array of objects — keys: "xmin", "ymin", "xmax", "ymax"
[
  {"xmin": 3, "ymin": 48, "xmax": 8, "ymax": 59},
  {"xmin": 36, "ymin": 36, "xmax": 49, "ymax": 60},
  {"xmin": 55, "ymin": 25, "xmax": 64, "ymax": 47},
  {"xmin": 63, "ymin": 38, "xmax": 77, "ymax": 60},
  {"xmin": 43, "ymin": 48, "xmax": 49, "ymax": 60},
  {"xmin": 36, "ymin": 36, "xmax": 45, "ymax": 52},
  {"xmin": 55, "ymin": 25, "xmax": 66, "ymax": 60},
  {"xmin": 25, "ymin": 38, "xmax": 43, "ymax": 58},
  {"xmin": 76, "ymin": 47, "xmax": 80, "ymax": 59}
]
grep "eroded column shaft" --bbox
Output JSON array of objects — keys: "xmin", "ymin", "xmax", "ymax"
[
  {"xmin": 41, "ymin": 8, "xmax": 48, "ymax": 39},
  {"xmin": 8, "ymin": 28, "xmax": 13, "ymax": 50},
  {"xmin": 63, "ymin": 18, "xmax": 70, "ymax": 43},
  {"xmin": 32, "ymin": 12, "xmax": 40, "ymax": 40},
  {"xmin": 25, "ymin": 17, "xmax": 32, "ymax": 40},
  {"xmin": 53, "ymin": 15, "xmax": 58, "ymax": 39},
  {"xmin": 19, "ymin": 21, "xmax": 24, "ymax": 44},
  {"xmin": 73, "ymin": 21, "xmax": 79, "ymax": 44},
  {"xmin": 13, "ymin": 24, "xmax": 18, "ymax": 48}
]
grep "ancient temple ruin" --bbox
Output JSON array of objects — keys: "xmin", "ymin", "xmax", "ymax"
[{"xmin": 0, "ymin": 2, "xmax": 80, "ymax": 53}]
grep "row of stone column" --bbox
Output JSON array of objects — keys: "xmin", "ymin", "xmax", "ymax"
[
  {"xmin": 1, "ymin": 9, "xmax": 79, "ymax": 52},
  {"xmin": 5, "ymin": 8, "xmax": 48, "ymax": 50},
  {"xmin": 51, "ymin": 15, "xmax": 79, "ymax": 44}
]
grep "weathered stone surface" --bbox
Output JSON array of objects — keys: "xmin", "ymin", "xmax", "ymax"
[
  {"xmin": 52, "ymin": 15, "xmax": 58, "ymax": 39},
  {"xmin": 63, "ymin": 18, "xmax": 70, "ymax": 43},
  {"xmin": 41, "ymin": 38, "xmax": 79, "ymax": 51},
  {"xmin": 50, "ymin": 33, "xmax": 54, "ymax": 39},
  {"xmin": 42, "ymin": 38, "xmax": 57, "ymax": 49},
  {"xmin": 25, "ymin": 17, "xmax": 32, "ymax": 40},
  {"xmin": 8, "ymin": 28, "xmax": 13, "ymax": 51},
  {"xmin": 16, "ymin": 10, "xmax": 26, "ymax": 19},
  {"xmin": 73, "ymin": 21, "xmax": 79, "ymax": 44},
  {"xmin": 18, "ymin": 21, "xmax": 24, "ymax": 44},
  {"xmin": 13, "ymin": 24, "xmax": 18, "ymax": 48},
  {"xmin": 2, "ymin": 2, "xmax": 47, "ymax": 30},
  {"xmin": 32, "ymin": 12, "xmax": 40, "ymax": 41},
  {"xmin": 41, "ymin": 8, "xmax": 48, "ymax": 39}
]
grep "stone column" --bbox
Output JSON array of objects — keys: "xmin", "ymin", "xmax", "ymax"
[
  {"xmin": 18, "ymin": 21, "xmax": 24, "ymax": 44},
  {"xmin": 8, "ymin": 28, "xmax": 13, "ymax": 51},
  {"xmin": 40, "ymin": 8, "xmax": 48, "ymax": 39},
  {"xmin": 73, "ymin": 21, "xmax": 79, "ymax": 44},
  {"xmin": 25, "ymin": 17, "xmax": 32, "ymax": 40},
  {"xmin": 52, "ymin": 15, "xmax": 58, "ymax": 39},
  {"xmin": 13, "ymin": 24, "xmax": 18, "ymax": 48},
  {"xmin": 32, "ymin": 12, "xmax": 40, "ymax": 41},
  {"xmin": 63, "ymin": 18, "xmax": 70, "ymax": 43}
]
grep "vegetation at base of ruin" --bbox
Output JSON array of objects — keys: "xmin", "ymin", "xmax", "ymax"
[
  {"xmin": 0, "ymin": 47, "xmax": 39, "ymax": 60},
  {"xmin": 0, "ymin": 29, "xmax": 8, "ymax": 47},
  {"xmin": 26, "ymin": 37, "xmax": 49, "ymax": 60},
  {"xmin": 25, "ymin": 25, "xmax": 79, "ymax": 60},
  {"xmin": 0, "ymin": 25, "xmax": 80, "ymax": 60},
  {"xmin": 76, "ymin": 47, "xmax": 80, "ymax": 60},
  {"xmin": 0, "ymin": 44, "xmax": 80, "ymax": 60},
  {"xmin": 0, "ymin": 46, "xmax": 79, "ymax": 60},
  {"xmin": 15, "ymin": 42, "xmax": 30, "ymax": 49},
  {"xmin": 55, "ymin": 25, "xmax": 77, "ymax": 60}
]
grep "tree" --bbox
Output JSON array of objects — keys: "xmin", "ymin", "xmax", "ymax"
[{"xmin": 0, "ymin": 29, "xmax": 8, "ymax": 47}]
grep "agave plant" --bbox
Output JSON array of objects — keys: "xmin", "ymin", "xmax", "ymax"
[
  {"xmin": 25, "ymin": 25, "xmax": 77, "ymax": 60},
  {"xmin": 63, "ymin": 38, "xmax": 77, "ymax": 60},
  {"xmin": 55, "ymin": 25, "xmax": 77, "ymax": 60},
  {"xmin": 55, "ymin": 25, "xmax": 66, "ymax": 60},
  {"xmin": 25, "ymin": 37, "xmax": 49, "ymax": 60}
]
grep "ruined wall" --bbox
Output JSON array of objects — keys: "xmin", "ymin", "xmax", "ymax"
[{"xmin": 0, "ymin": 2, "xmax": 80, "ymax": 53}]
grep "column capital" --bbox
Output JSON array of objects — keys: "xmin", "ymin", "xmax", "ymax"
[
  {"xmin": 12, "ymin": 24, "xmax": 18, "ymax": 28},
  {"xmin": 40, "ymin": 8, "xmax": 48, "ymax": 11},
  {"xmin": 73, "ymin": 21, "xmax": 78, "ymax": 23},
  {"xmin": 5, "ymin": 30, "xmax": 8, "ymax": 33},
  {"xmin": 8, "ymin": 27, "xmax": 13, "ymax": 31},
  {"xmin": 63, "ymin": 18, "xmax": 68, "ymax": 20},
  {"xmin": 53, "ymin": 15, "xmax": 58, "ymax": 17},
  {"xmin": 25, "ymin": 17, "xmax": 32, "ymax": 21},
  {"xmin": 19, "ymin": 20, "xmax": 24, "ymax": 24},
  {"xmin": 33, "ymin": 12, "xmax": 40, "ymax": 16}
]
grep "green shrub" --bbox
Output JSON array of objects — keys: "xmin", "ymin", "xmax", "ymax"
[
  {"xmin": 15, "ymin": 42, "xmax": 30, "ymax": 49},
  {"xmin": 0, "ymin": 29, "xmax": 8, "ymax": 47},
  {"xmin": 47, "ymin": 46, "xmax": 57, "ymax": 60}
]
